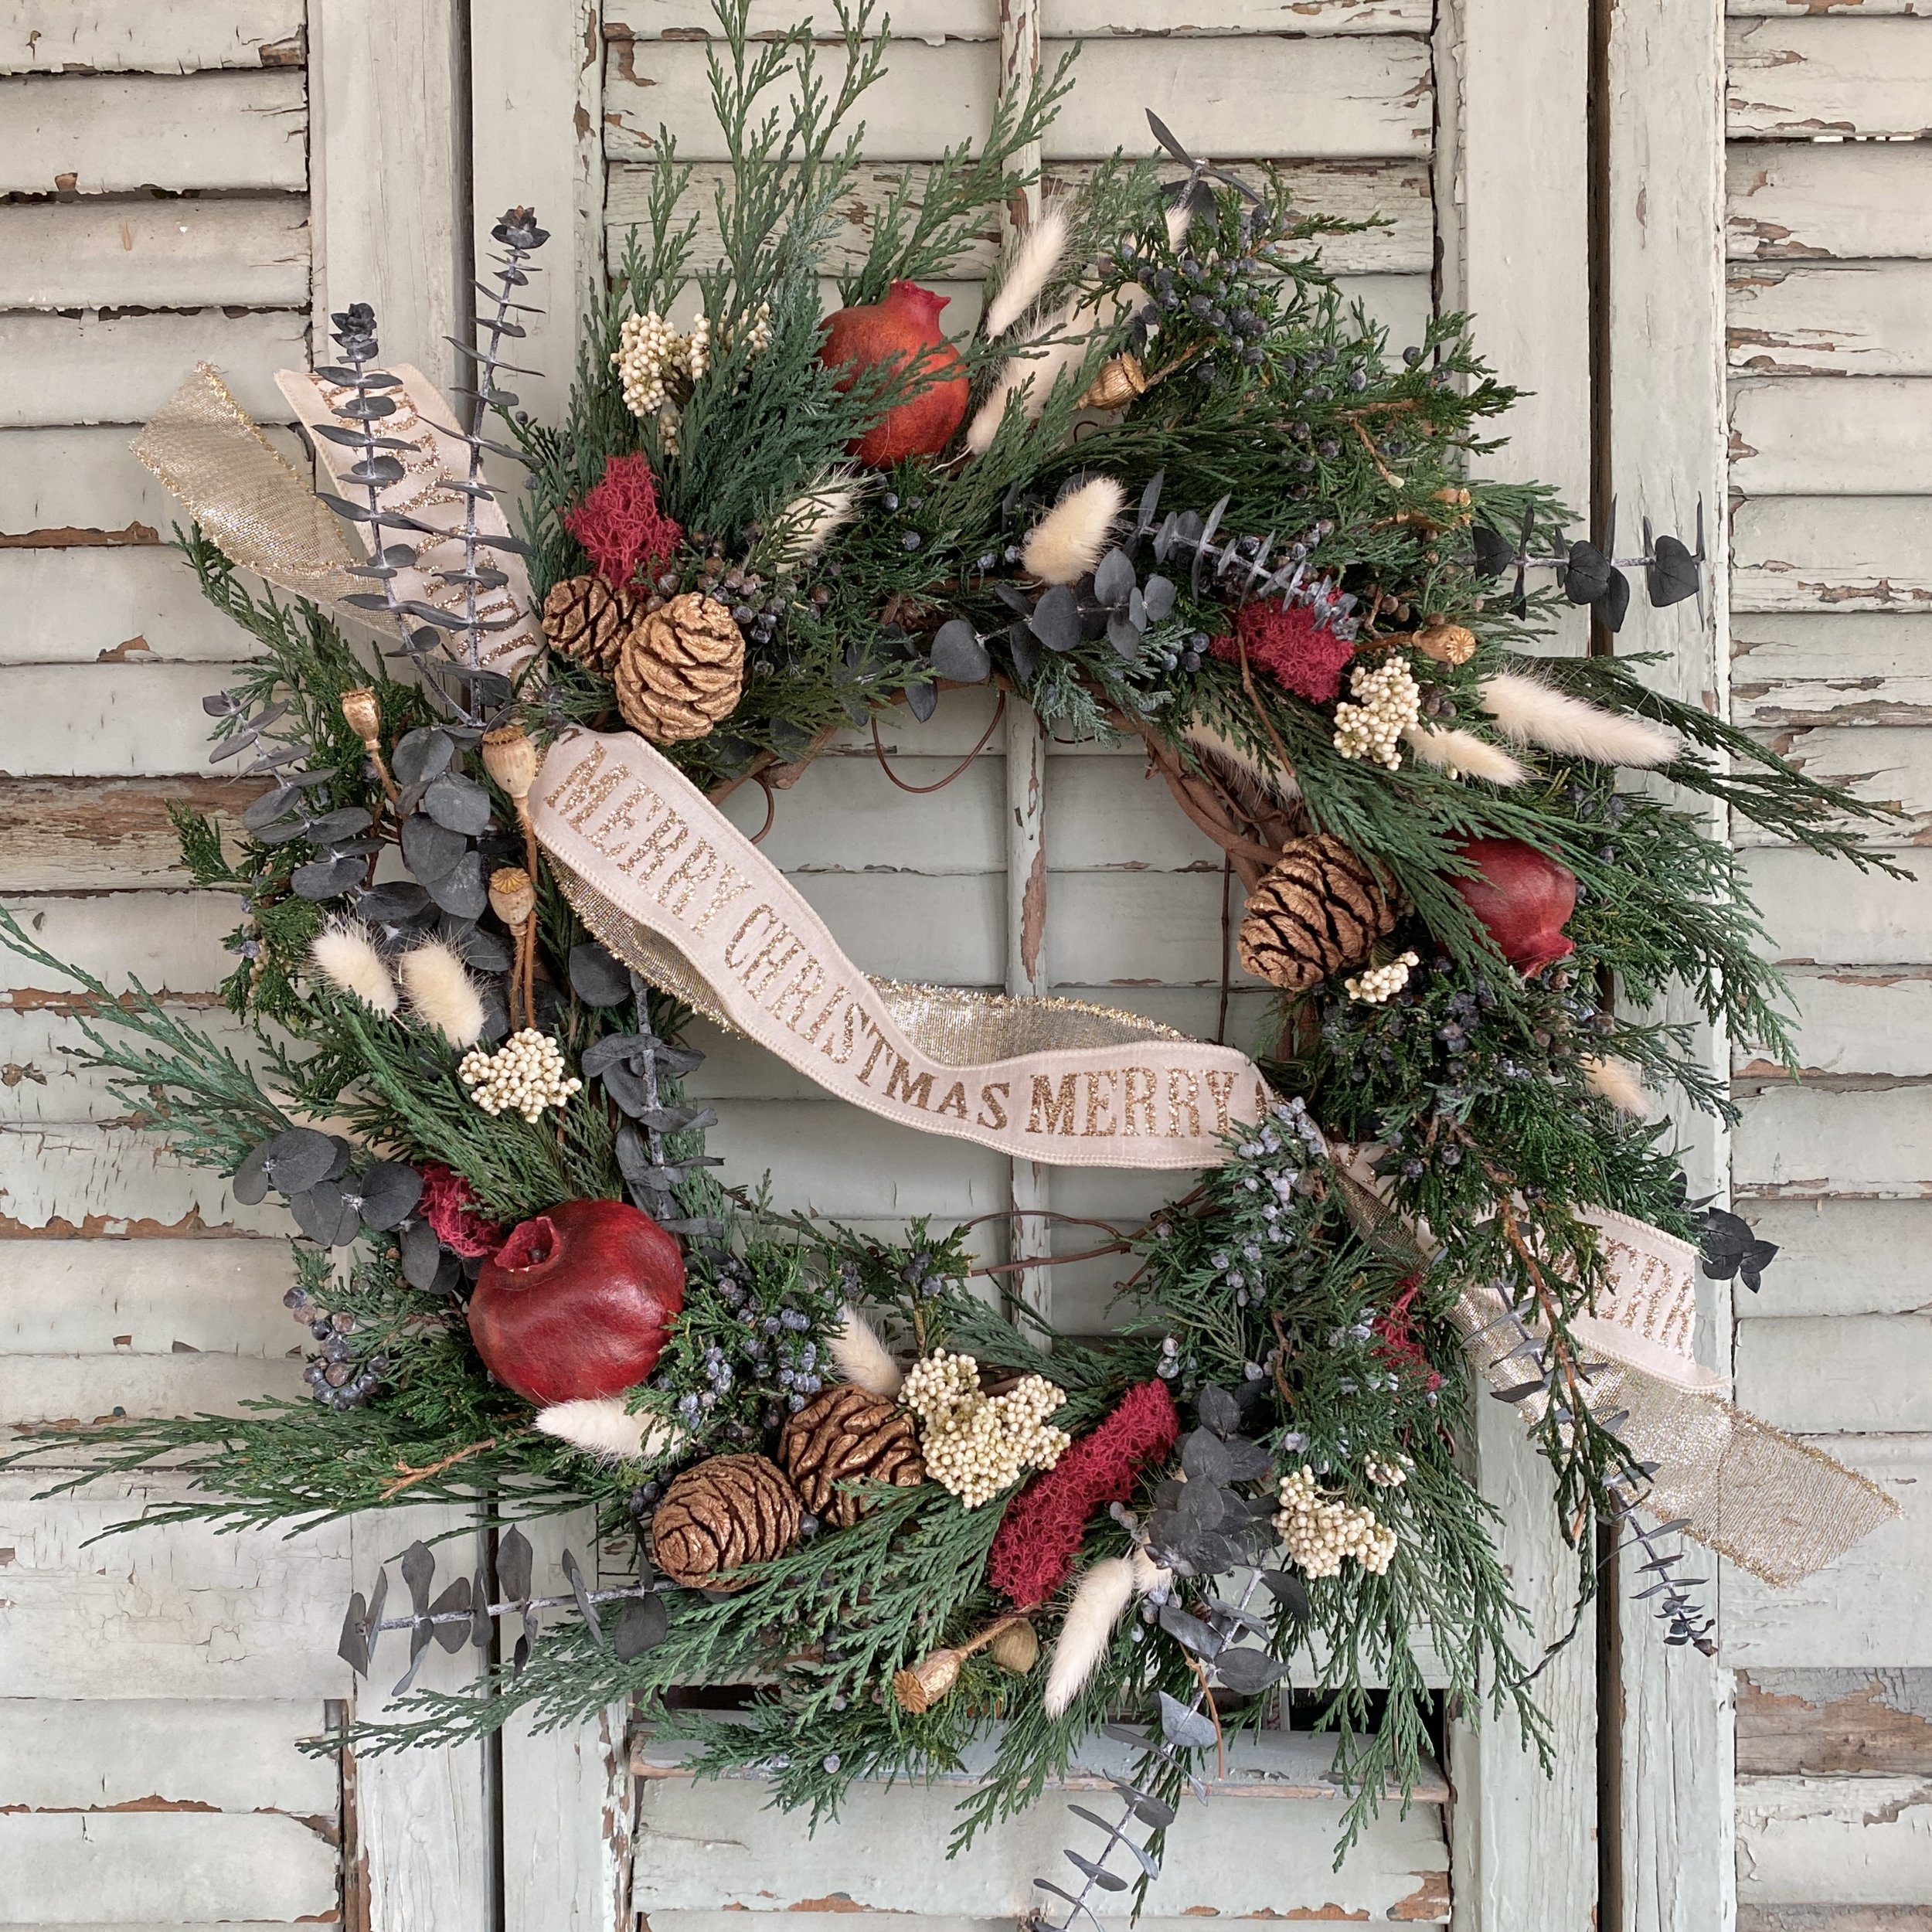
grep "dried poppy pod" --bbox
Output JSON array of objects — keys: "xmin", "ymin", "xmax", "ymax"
[
  {"xmin": 1238, "ymin": 833, "xmax": 1396, "ymax": 992},
  {"xmin": 481, "ymin": 723, "xmax": 540, "ymax": 801},
  {"xmin": 1412, "ymin": 622, "xmax": 1478, "ymax": 667},
  {"xmin": 1077, "ymin": 351, "xmax": 1148, "ymax": 411},
  {"xmin": 613, "ymin": 591, "xmax": 745, "ymax": 744}
]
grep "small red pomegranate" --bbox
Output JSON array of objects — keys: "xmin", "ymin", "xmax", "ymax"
[
  {"xmin": 468, "ymin": 1199, "xmax": 684, "ymax": 1406},
  {"xmin": 818, "ymin": 281, "xmax": 969, "ymax": 466},
  {"xmin": 1448, "ymin": 837, "xmax": 1578, "ymax": 974}
]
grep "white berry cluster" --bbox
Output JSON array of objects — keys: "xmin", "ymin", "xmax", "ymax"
[
  {"xmin": 1274, "ymin": 1465, "xmax": 1399, "ymax": 1577},
  {"xmin": 1364, "ymin": 1454, "xmax": 1411, "ymax": 1488},
  {"xmin": 614, "ymin": 303, "xmax": 772, "ymax": 426},
  {"xmin": 458, "ymin": 1029, "xmax": 584, "ymax": 1124},
  {"xmin": 900, "ymin": 1350, "xmax": 1070, "ymax": 1509},
  {"xmin": 1345, "ymin": 950, "xmax": 1420, "ymax": 1005},
  {"xmin": 1332, "ymin": 658, "xmax": 1421, "ymax": 770}
]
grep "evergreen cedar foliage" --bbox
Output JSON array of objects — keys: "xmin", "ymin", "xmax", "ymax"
[{"xmin": 1, "ymin": 0, "xmax": 1900, "ymax": 1878}]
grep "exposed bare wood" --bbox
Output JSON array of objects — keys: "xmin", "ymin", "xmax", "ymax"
[
  {"xmin": 1735, "ymin": 1082, "xmax": 1932, "ymax": 1197},
  {"xmin": 1733, "ymin": 613, "xmax": 1932, "ymax": 728},
  {"xmin": 1737, "ymin": 1669, "xmax": 1932, "ymax": 1776},
  {"xmin": 0, "ymin": 1, "xmax": 306, "ymax": 74},
  {"xmin": 1728, "ymin": 17, "xmax": 1932, "ymax": 138},
  {"xmin": 1736, "ymin": 965, "xmax": 1932, "ymax": 1078},
  {"xmin": 0, "ymin": 308, "xmax": 307, "ymax": 430},
  {"xmin": 605, "ymin": 35, "xmax": 1434, "ymax": 163},
  {"xmin": 0, "ymin": 889, "xmax": 238, "ymax": 999},
  {"xmin": 0, "ymin": 196, "xmax": 310, "ymax": 311},
  {"xmin": 0, "ymin": 777, "xmax": 260, "ymax": 893},
  {"xmin": 0, "ymin": 70, "xmax": 307, "ymax": 193},
  {"xmin": 0, "ymin": 662, "xmax": 252, "ymax": 774},
  {"xmin": 0, "ymin": 548, "xmax": 279, "ymax": 667}
]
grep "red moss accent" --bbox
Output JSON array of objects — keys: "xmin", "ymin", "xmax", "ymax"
[
  {"xmin": 563, "ymin": 452, "xmax": 685, "ymax": 590},
  {"xmin": 1213, "ymin": 600, "xmax": 1358, "ymax": 705},
  {"xmin": 418, "ymin": 1162, "xmax": 506, "ymax": 1260},
  {"xmin": 988, "ymin": 1379, "xmax": 1180, "ymax": 1608}
]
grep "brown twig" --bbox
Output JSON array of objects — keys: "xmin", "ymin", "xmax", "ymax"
[
  {"xmin": 1175, "ymin": 1642, "xmax": 1227, "ymax": 1780},
  {"xmin": 378, "ymin": 1433, "xmax": 512, "ymax": 1501},
  {"xmin": 1349, "ymin": 417, "xmax": 1400, "ymax": 488}
]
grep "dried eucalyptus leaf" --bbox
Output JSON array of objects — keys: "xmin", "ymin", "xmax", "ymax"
[
  {"xmin": 358, "ymin": 1162, "xmax": 423, "ymax": 1230},
  {"xmin": 392, "ymin": 727, "xmax": 455, "ymax": 787},
  {"xmin": 425, "ymin": 851, "xmax": 488, "ymax": 920},
  {"xmin": 905, "ymin": 678, "xmax": 938, "ymax": 723},
  {"xmin": 1157, "ymin": 1604, "xmax": 1223, "ymax": 1658},
  {"xmin": 1157, "ymin": 1689, "xmax": 1216, "ymax": 1751},
  {"xmin": 1213, "ymin": 1646, "xmax": 1288, "ymax": 1695},
  {"xmin": 401, "ymin": 811, "xmax": 468, "ymax": 884},
  {"xmin": 1030, "ymin": 583, "xmax": 1081, "ymax": 654},
  {"xmin": 569, "ymin": 944, "xmax": 632, "ymax": 1008},
  {"xmin": 423, "ymin": 772, "xmax": 494, "ymax": 836},
  {"xmin": 1196, "ymin": 1386, "xmax": 1242, "ymax": 1435},
  {"xmin": 400, "ymin": 1217, "xmax": 446, "ymax": 1290},
  {"xmin": 1094, "ymin": 547, "xmax": 1135, "ymax": 605},
  {"xmin": 336, "ymin": 1591, "xmax": 372, "ymax": 1676},
  {"xmin": 291, "ymin": 852, "xmax": 367, "ymax": 900},
  {"xmin": 613, "ymin": 1593, "xmax": 668, "ymax": 1662},
  {"xmin": 496, "ymin": 1527, "xmax": 532, "ymax": 1603},
  {"xmin": 929, "ymin": 618, "xmax": 992, "ymax": 685},
  {"xmin": 431, "ymin": 1577, "xmax": 473, "ymax": 1653}
]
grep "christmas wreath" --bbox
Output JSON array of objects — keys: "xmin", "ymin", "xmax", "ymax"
[{"xmin": 7, "ymin": 3, "xmax": 1905, "ymax": 1903}]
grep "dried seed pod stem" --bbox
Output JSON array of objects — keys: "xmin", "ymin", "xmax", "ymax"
[{"xmin": 341, "ymin": 686, "xmax": 399, "ymax": 805}]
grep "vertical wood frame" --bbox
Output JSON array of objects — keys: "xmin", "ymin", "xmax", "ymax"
[
  {"xmin": 1606, "ymin": 3, "xmax": 1735, "ymax": 1929},
  {"xmin": 310, "ymin": 0, "xmax": 468, "ymax": 389},
  {"xmin": 1435, "ymin": 2, "xmax": 1600, "ymax": 1925}
]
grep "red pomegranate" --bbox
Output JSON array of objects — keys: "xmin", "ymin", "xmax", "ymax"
[
  {"xmin": 818, "ymin": 281, "xmax": 969, "ymax": 466},
  {"xmin": 467, "ymin": 1199, "xmax": 685, "ymax": 1406},
  {"xmin": 1448, "ymin": 837, "xmax": 1578, "ymax": 974}
]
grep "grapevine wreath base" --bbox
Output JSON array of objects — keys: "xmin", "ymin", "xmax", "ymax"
[{"xmin": 9, "ymin": 5, "xmax": 1902, "ymax": 1908}]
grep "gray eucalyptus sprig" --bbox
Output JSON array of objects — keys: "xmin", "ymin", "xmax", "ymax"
[{"xmin": 337, "ymin": 1526, "xmax": 666, "ymax": 1697}]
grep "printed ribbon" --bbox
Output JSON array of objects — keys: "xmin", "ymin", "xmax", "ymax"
[{"xmin": 131, "ymin": 362, "xmax": 1897, "ymax": 1578}]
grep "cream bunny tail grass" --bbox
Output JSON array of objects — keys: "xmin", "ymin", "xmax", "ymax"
[
  {"xmin": 985, "ymin": 205, "xmax": 1070, "ymax": 338},
  {"xmin": 1401, "ymin": 723, "xmax": 1530, "ymax": 787},
  {"xmin": 780, "ymin": 474, "xmax": 866, "ymax": 563},
  {"xmin": 1583, "ymin": 1055, "xmax": 1651, "ymax": 1116},
  {"xmin": 830, "ymin": 1302, "xmax": 903, "ymax": 1399},
  {"xmin": 535, "ymin": 1399, "xmax": 687, "ymax": 1465},
  {"xmin": 1043, "ymin": 1556, "xmax": 1137, "ymax": 1718},
  {"xmin": 1022, "ymin": 477, "xmax": 1126, "ymax": 586},
  {"xmin": 311, "ymin": 921, "xmax": 399, "ymax": 1015},
  {"xmin": 965, "ymin": 305, "xmax": 1090, "ymax": 456},
  {"xmin": 1182, "ymin": 718, "xmax": 1302, "ymax": 816},
  {"xmin": 396, "ymin": 939, "xmax": 486, "ymax": 1047},
  {"xmin": 1479, "ymin": 672, "xmax": 1681, "ymax": 768}
]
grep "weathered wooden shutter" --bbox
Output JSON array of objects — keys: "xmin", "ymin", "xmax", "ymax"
[{"xmin": 1723, "ymin": 8, "xmax": 1932, "ymax": 1926}]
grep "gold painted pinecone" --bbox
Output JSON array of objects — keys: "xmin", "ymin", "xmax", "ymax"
[
  {"xmin": 777, "ymin": 1383, "xmax": 926, "ymax": 1529},
  {"xmin": 613, "ymin": 590, "xmax": 745, "ymax": 744},
  {"xmin": 650, "ymin": 1453, "xmax": 800, "ymax": 1589},
  {"xmin": 1238, "ymin": 833, "xmax": 1396, "ymax": 992},
  {"xmin": 541, "ymin": 573, "xmax": 637, "ymax": 673}
]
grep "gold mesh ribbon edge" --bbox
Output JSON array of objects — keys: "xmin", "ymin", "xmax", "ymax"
[
  {"xmin": 553, "ymin": 857, "xmax": 1196, "ymax": 1064},
  {"xmin": 129, "ymin": 364, "xmax": 362, "ymax": 607}
]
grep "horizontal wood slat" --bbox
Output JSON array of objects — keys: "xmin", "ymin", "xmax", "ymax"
[
  {"xmin": 1735, "ymin": 1313, "xmax": 1932, "ymax": 1431},
  {"xmin": 0, "ymin": 423, "xmax": 308, "ymax": 539},
  {"xmin": 1735, "ymin": 1082, "xmax": 1932, "ymax": 1197},
  {"xmin": 604, "ymin": 0, "xmax": 1434, "ymax": 34},
  {"xmin": 1732, "ymin": 495, "xmax": 1932, "ymax": 613},
  {"xmin": 0, "ymin": 1122, "xmax": 279, "ymax": 1231},
  {"xmin": 1730, "ymin": 1, "xmax": 1928, "ymax": 13},
  {"xmin": 1738, "ymin": 966, "xmax": 1932, "ymax": 1077},
  {"xmin": 1736, "ymin": 1669, "xmax": 1932, "ymax": 1777},
  {"xmin": 1733, "ymin": 379, "xmax": 1932, "ymax": 496},
  {"xmin": 0, "ymin": 310, "xmax": 306, "ymax": 430},
  {"xmin": 0, "ymin": 1475, "xmax": 353, "ymax": 1696},
  {"xmin": 1723, "ymin": 1434, "xmax": 1932, "ymax": 1665},
  {"xmin": 1730, "ymin": 260, "xmax": 1932, "ymax": 377},
  {"xmin": 1740, "ymin": 1198, "xmax": 1932, "ymax": 1316},
  {"xmin": 1736, "ymin": 1774, "xmax": 1932, "ymax": 1908},
  {"xmin": 0, "ymin": 2, "xmax": 306, "ymax": 74},
  {"xmin": 604, "ymin": 36, "xmax": 1433, "ymax": 162},
  {"xmin": 0, "ymin": 663, "xmax": 243, "ymax": 774},
  {"xmin": 0, "ymin": 1696, "xmax": 336, "ymax": 1812},
  {"xmin": 0, "ymin": 890, "xmax": 239, "ymax": 998},
  {"xmin": 1729, "ymin": 141, "xmax": 1932, "ymax": 263},
  {"xmin": 0, "ymin": 1813, "xmax": 340, "ymax": 1924},
  {"xmin": 0, "ymin": 196, "xmax": 310, "ymax": 311},
  {"xmin": 0, "ymin": 1350, "xmax": 304, "ymax": 1425},
  {"xmin": 1746, "ymin": 845, "xmax": 1932, "ymax": 957},
  {"xmin": 606, "ymin": 156, "xmax": 1434, "ymax": 277},
  {"xmin": 0, "ymin": 547, "xmax": 277, "ymax": 664},
  {"xmin": 1727, "ymin": 18, "xmax": 1932, "ymax": 138},
  {"xmin": 0, "ymin": 71, "xmax": 307, "ymax": 193}
]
